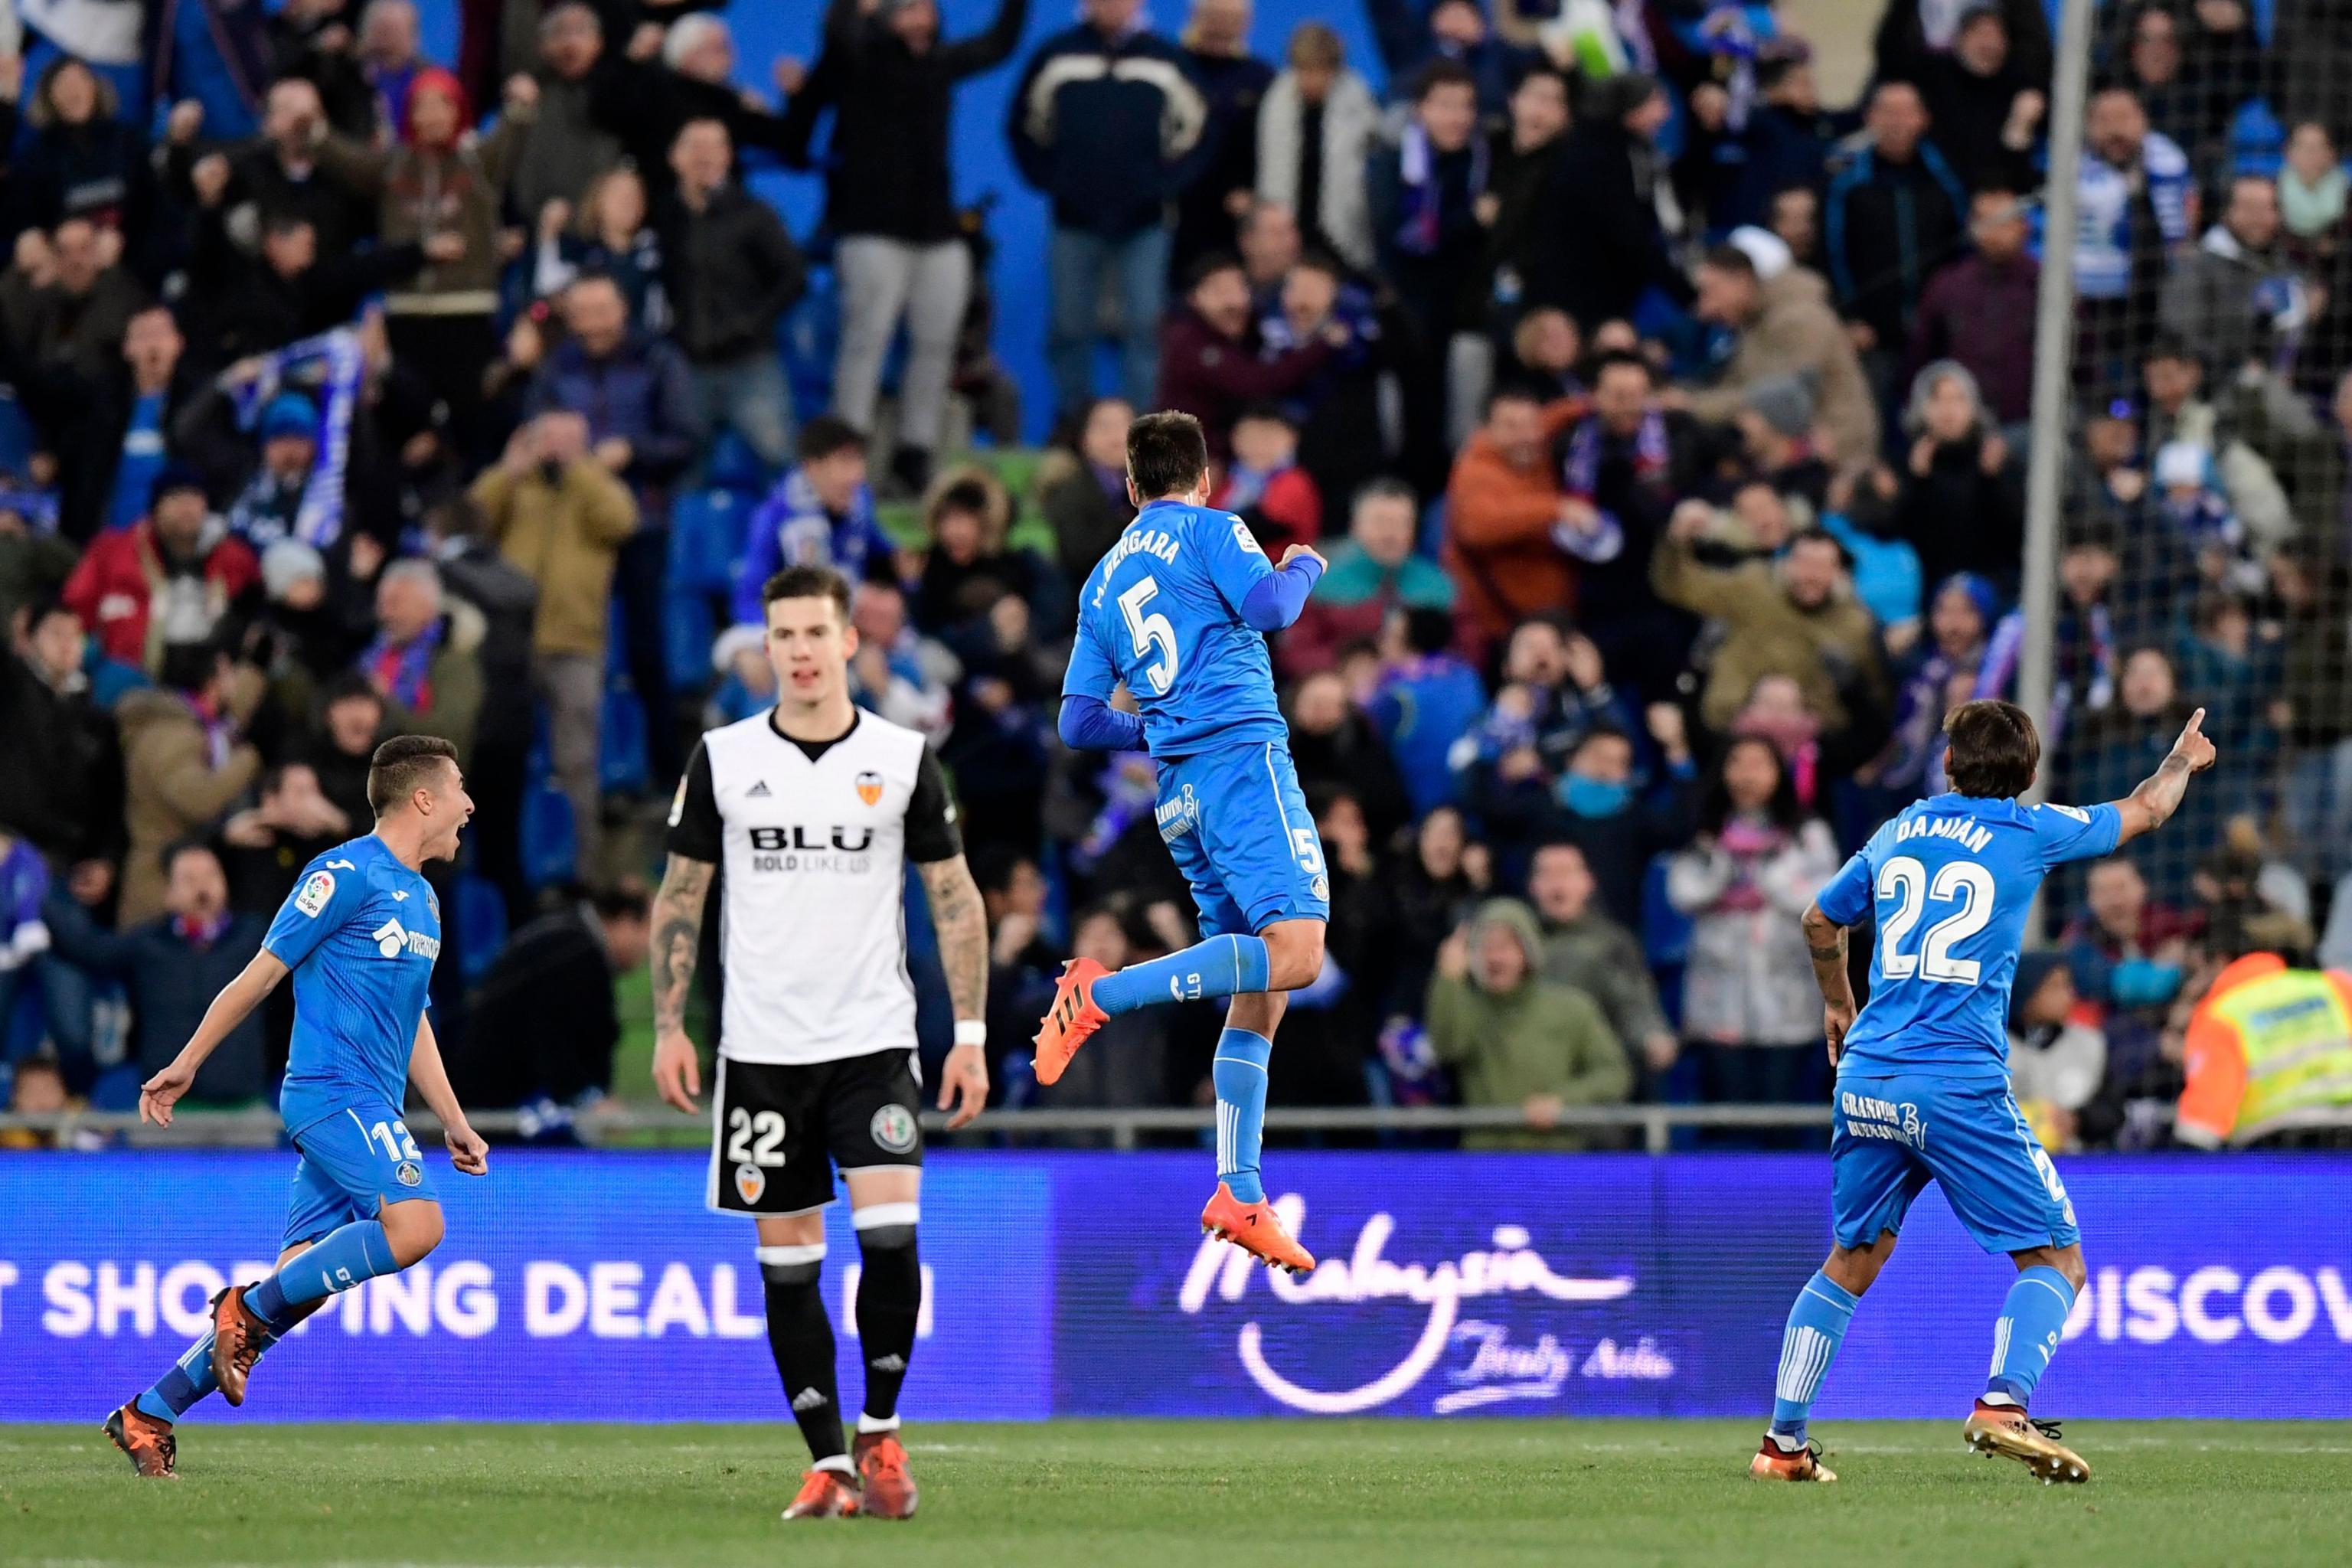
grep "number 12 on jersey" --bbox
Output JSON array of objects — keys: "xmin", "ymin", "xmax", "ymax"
[
  {"xmin": 1875, "ymin": 855, "xmax": 1994, "ymax": 985},
  {"xmin": 1119, "ymin": 577, "xmax": 1179, "ymax": 694}
]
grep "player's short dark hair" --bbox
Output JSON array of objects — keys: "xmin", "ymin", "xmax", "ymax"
[
  {"xmin": 590, "ymin": 885, "xmax": 651, "ymax": 923},
  {"xmin": 1787, "ymin": 526, "xmax": 1852, "ymax": 569},
  {"xmin": 1515, "ymin": 61, "xmax": 1571, "ymax": 97},
  {"xmin": 2144, "ymin": 332, "xmax": 2200, "ymax": 370},
  {"xmin": 1400, "ymin": 605, "xmax": 1454, "ymax": 656},
  {"xmin": 1292, "ymin": 247, "xmax": 1345, "ymax": 279},
  {"xmin": 1589, "ymin": 349, "xmax": 1652, "ymax": 384},
  {"xmin": 368, "ymin": 733, "xmax": 460, "ymax": 817},
  {"xmin": 1185, "ymin": 250, "xmax": 1246, "ymax": 293},
  {"xmin": 564, "ymin": 266, "xmax": 627, "ymax": 300},
  {"xmin": 157, "ymin": 638, "xmax": 230, "ymax": 697},
  {"xmin": 761, "ymin": 564, "xmax": 853, "ymax": 622},
  {"xmin": 1700, "ymin": 243, "xmax": 1759, "ymax": 279},
  {"xmin": 1944, "ymin": 698, "xmax": 2040, "ymax": 799},
  {"xmin": 320, "ymin": 671, "xmax": 385, "ymax": 711},
  {"xmin": 1126, "ymin": 410, "xmax": 1209, "ymax": 501},
  {"xmin": 1485, "ymin": 381, "xmax": 1548, "ymax": 416},
  {"xmin": 797, "ymin": 415, "xmax": 865, "ymax": 465},
  {"xmin": 159, "ymin": 835, "xmax": 219, "ymax": 877},
  {"xmin": 1410, "ymin": 58, "xmax": 1477, "ymax": 103},
  {"xmin": 1233, "ymin": 400, "xmax": 1295, "ymax": 430}
]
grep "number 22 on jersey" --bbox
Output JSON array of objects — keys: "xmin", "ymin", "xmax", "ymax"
[{"xmin": 1875, "ymin": 855, "xmax": 1994, "ymax": 985}]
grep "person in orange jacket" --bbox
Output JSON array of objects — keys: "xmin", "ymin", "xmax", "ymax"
[{"xmin": 2177, "ymin": 952, "xmax": 2352, "ymax": 1146}]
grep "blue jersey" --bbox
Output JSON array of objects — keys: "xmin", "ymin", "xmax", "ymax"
[
  {"xmin": 266, "ymin": 835, "xmax": 442, "ymax": 1135},
  {"xmin": 1817, "ymin": 792, "xmax": 2121, "ymax": 1082},
  {"xmin": 1064, "ymin": 499, "xmax": 1287, "ymax": 758}
]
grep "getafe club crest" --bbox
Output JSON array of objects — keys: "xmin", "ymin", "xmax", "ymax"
[
  {"xmin": 395, "ymin": 1161, "xmax": 423, "ymax": 1187},
  {"xmin": 735, "ymin": 1162, "xmax": 766, "ymax": 1204},
  {"xmin": 855, "ymin": 770, "xmax": 884, "ymax": 807}
]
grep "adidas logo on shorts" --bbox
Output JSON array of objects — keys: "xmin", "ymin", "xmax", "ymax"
[{"xmin": 747, "ymin": 781, "xmax": 772, "ymax": 798}]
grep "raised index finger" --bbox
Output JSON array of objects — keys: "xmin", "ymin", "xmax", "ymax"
[{"xmin": 2184, "ymin": 706, "xmax": 2207, "ymax": 737}]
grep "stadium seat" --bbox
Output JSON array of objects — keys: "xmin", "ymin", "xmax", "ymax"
[
  {"xmin": 665, "ymin": 586, "xmax": 717, "ymax": 694},
  {"xmin": 1641, "ymin": 852, "xmax": 1694, "ymax": 970},
  {"xmin": 1417, "ymin": 495, "xmax": 1447, "ymax": 562},
  {"xmin": 454, "ymin": 876, "xmax": 509, "ymax": 984},
  {"xmin": 518, "ymin": 764, "xmax": 579, "ymax": 890},
  {"xmin": 703, "ymin": 431, "xmax": 771, "ymax": 498},
  {"xmin": 2230, "ymin": 99, "xmax": 2285, "ymax": 176},
  {"xmin": 670, "ymin": 489, "xmax": 747, "ymax": 596},
  {"xmin": 599, "ymin": 682, "xmax": 650, "ymax": 796}
]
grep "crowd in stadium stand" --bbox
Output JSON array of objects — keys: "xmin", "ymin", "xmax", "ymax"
[{"xmin": 2, "ymin": 0, "xmax": 2351, "ymax": 1152}]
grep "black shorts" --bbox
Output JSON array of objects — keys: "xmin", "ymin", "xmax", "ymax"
[{"xmin": 705, "ymin": 1050, "xmax": 923, "ymax": 1216}]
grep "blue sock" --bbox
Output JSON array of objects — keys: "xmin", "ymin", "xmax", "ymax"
[
  {"xmin": 1092, "ymin": 933, "xmax": 1271, "ymax": 1016},
  {"xmin": 1211, "ymin": 1029, "xmax": 1272, "ymax": 1203},
  {"xmin": 1770, "ymin": 1272, "xmax": 1858, "ymax": 1442},
  {"xmin": 136, "ymin": 1315, "xmax": 291, "ymax": 1423},
  {"xmin": 245, "ymin": 1220, "xmax": 399, "ymax": 1325},
  {"xmin": 1985, "ymin": 1266, "xmax": 2076, "ymax": 1408},
  {"xmin": 136, "ymin": 1328, "xmax": 219, "ymax": 1423}
]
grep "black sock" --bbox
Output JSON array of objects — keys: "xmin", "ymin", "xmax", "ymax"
[
  {"xmin": 761, "ymin": 1252, "xmax": 845, "ymax": 1467},
  {"xmin": 854, "ymin": 1220, "xmax": 921, "ymax": 1424}
]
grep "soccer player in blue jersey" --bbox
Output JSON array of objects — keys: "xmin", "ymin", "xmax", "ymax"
[
  {"xmin": 1753, "ymin": 699, "xmax": 2214, "ymax": 1485},
  {"xmin": 104, "ymin": 736, "xmax": 485, "ymax": 1479},
  {"xmin": 1035, "ymin": 410, "xmax": 1328, "ymax": 1275}
]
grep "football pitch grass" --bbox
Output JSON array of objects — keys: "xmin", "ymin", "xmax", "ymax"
[{"xmin": 5, "ymin": 1421, "xmax": 2349, "ymax": 1567}]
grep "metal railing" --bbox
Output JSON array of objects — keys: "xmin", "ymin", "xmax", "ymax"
[{"xmin": 0, "ymin": 1102, "xmax": 1834, "ymax": 1154}]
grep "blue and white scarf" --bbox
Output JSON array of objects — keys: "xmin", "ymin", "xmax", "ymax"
[
  {"xmin": 1553, "ymin": 408, "xmax": 1668, "ymax": 563},
  {"xmin": 1393, "ymin": 123, "xmax": 1488, "ymax": 257},
  {"xmin": 768, "ymin": 467, "xmax": 883, "ymax": 579},
  {"xmin": 227, "ymin": 327, "xmax": 364, "ymax": 550}
]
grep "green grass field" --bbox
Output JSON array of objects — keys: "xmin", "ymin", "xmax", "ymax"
[{"xmin": 4, "ymin": 1420, "xmax": 2347, "ymax": 1567}]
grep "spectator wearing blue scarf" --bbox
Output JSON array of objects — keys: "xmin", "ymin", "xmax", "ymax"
[
  {"xmin": 1370, "ymin": 60, "xmax": 1491, "ymax": 494},
  {"xmin": 733, "ymin": 418, "xmax": 897, "ymax": 626}
]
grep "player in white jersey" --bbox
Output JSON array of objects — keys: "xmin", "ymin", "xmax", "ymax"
[{"xmin": 649, "ymin": 564, "xmax": 990, "ymax": 1522}]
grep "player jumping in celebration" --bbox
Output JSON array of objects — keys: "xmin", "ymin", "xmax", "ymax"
[
  {"xmin": 650, "ymin": 565, "xmax": 991, "ymax": 1522},
  {"xmin": 1753, "ymin": 700, "xmax": 2215, "ymax": 1485},
  {"xmin": 106, "ymin": 736, "xmax": 485, "ymax": 1478},
  {"xmin": 1037, "ymin": 410, "xmax": 1330, "ymax": 1276}
]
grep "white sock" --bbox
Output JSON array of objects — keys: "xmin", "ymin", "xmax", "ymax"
[
  {"xmin": 1980, "ymin": 1391, "xmax": 2021, "ymax": 1409},
  {"xmin": 858, "ymin": 1411, "xmax": 901, "ymax": 1435},
  {"xmin": 814, "ymin": 1454, "xmax": 854, "ymax": 1476},
  {"xmin": 1768, "ymin": 1430, "xmax": 1807, "ymax": 1453}
]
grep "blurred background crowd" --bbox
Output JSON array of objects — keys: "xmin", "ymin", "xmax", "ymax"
[{"xmin": 3, "ymin": 0, "xmax": 2352, "ymax": 1154}]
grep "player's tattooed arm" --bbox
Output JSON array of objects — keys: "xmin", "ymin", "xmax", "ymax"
[
  {"xmin": 1801, "ymin": 901, "xmax": 1857, "ymax": 1067},
  {"xmin": 2113, "ymin": 706, "xmax": 2219, "ymax": 844},
  {"xmin": 917, "ymin": 854, "xmax": 991, "ymax": 1129},
  {"xmin": 649, "ymin": 854, "xmax": 714, "ymax": 1112}
]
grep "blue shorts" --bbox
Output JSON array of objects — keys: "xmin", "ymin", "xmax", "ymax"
[
  {"xmin": 1831, "ymin": 1072, "xmax": 2080, "ymax": 1256},
  {"xmin": 1154, "ymin": 741, "xmax": 1331, "ymax": 939},
  {"xmin": 282, "ymin": 1103, "xmax": 439, "ymax": 1250}
]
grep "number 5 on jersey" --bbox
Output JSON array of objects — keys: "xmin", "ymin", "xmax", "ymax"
[
  {"xmin": 1119, "ymin": 577, "xmax": 1179, "ymax": 694},
  {"xmin": 1876, "ymin": 855, "xmax": 1994, "ymax": 984}
]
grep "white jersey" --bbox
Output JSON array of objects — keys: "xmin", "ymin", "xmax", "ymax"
[{"xmin": 667, "ymin": 707, "xmax": 962, "ymax": 1066}]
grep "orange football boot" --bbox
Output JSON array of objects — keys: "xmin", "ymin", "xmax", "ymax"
[
  {"xmin": 209, "ymin": 1285, "xmax": 268, "ymax": 1407},
  {"xmin": 103, "ymin": 1404, "xmax": 178, "ymax": 1480},
  {"xmin": 1964, "ymin": 1401, "xmax": 2090, "ymax": 1484},
  {"xmin": 1749, "ymin": 1436, "xmax": 1837, "ymax": 1482},
  {"xmin": 1200, "ymin": 1182, "xmax": 1317, "ymax": 1275},
  {"xmin": 781, "ymin": 1466, "xmax": 862, "ymax": 1519},
  {"xmin": 854, "ymin": 1431, "xmax": 919, "ymax": 1520},
  {"xmin": 1031, "ymin": 958, "xmax": 1109, "ymax": 1086}
]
